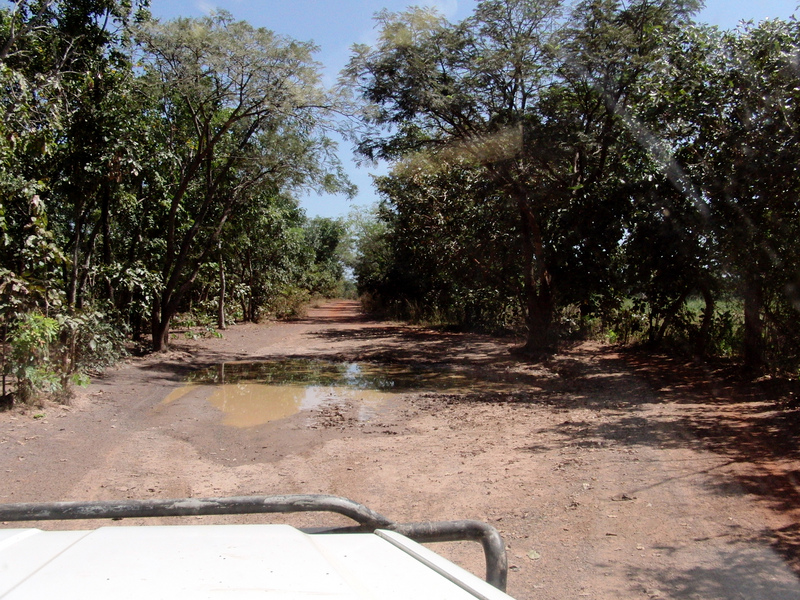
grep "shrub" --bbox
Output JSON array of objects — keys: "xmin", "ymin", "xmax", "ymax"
[
  {"xmin": 7, "ymin": 308, "xmax": 128, "ymax": 404},
  {"xmin": 8, "ymin": 312, "xmax": 61, "ymax": 404}
]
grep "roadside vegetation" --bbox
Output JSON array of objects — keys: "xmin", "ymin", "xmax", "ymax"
[
  {"xmin": 0, "ymin": 1, "xmax": 354, "ymax": 404},
  {"xmin": 347, "ymin": 0, "xmax": 800, "ymax": 372},
  {"xmin": 2, "ymin": 0, "xmax": 799, "ymax": 405}
]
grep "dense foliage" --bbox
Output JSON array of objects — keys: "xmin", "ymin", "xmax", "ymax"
[
  {"xmin": 0, "ymin": 1, "xmax": 352, "ymax": 402},
  {"xmin": 347, "ymin": 0, "xmax": 800, "ymax": 370},
  {"xmin": 3, "ymin": 0, "xmax": 800, "ymax": 404}
]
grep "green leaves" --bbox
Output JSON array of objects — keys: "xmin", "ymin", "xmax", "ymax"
[
  {"xmin": 7, "ymin": 311, "xmax": 61, "ymax": 403},
  {"xmin": 130, "ymin": 11, "xmax": 353, "ymax": 348},
  {"xmin": 348, "ymin": 0, "xmax": 701, "ymax": 347}
]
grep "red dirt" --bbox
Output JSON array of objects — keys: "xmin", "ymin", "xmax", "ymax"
[{"xmin": 2, "ymin": 300, "xmax": 800, "ymax": 599}]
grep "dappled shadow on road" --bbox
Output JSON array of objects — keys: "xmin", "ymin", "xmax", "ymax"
[
  {"xmin": 311, "ymin": 325, "xmax": 517, "ymax": 366},
  {"xmin": 774, "ymin": 523, "xmax": 800, "ymax": 574},
  {"xmin": 312, "ymin": 325, "xmax": 673, "ymax": 413},
  {"xmin": 312, "ymin": 318, "xmax": 800, "ymax": 577},
  {"xmin": 626, "ymin": 546, "xmax": 800, "ymax": 600},
  {"xmin": 549, "ymin": 349, "xmax": 800, "ymax": 575},
  {"xmin": 622, "ymin": 349, "xmax": 800, "ymax": 407},
  {"xmin": 128, "ymin": 308, "xmax": 800, "ymax": 578}
]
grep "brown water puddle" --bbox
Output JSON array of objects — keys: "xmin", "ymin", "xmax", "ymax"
[{"xmin": 162, "ymin": 359, "xmax": 507, "ymax": 428}]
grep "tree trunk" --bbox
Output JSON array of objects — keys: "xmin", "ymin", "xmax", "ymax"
[
  {"xmin": 151, "ymin": 295, "xmax": 171, "ymax": 352},
  {"xmin": 654, "ymin": 288, "xmax": 690, "ymax": 346},
  {"xmin": 743, "ymin": 278, "xmax": 765, "ymax": 369},
  {"xmin": 151, "ymin": 314, "xmax": 171, "ymax": 352},
  {"xmin": 524, "ymin": 285, "xmax": 554, "ymax": 354},
  {"xmin": 218, "ymin": 247, "xmax": 227, "ymax": 330},
  {"xmin": 1, "ymin": 321, "xmax": 7, "ymax": 399},
  {"xmin": 516, "ymin": 194, "xmax": 554, "ymax": 358},
  {"xmin": 695, "ymin": 282, "xmax": 715, "ymax": 358},
  {"xmin": 101, "ymin": 180, "xmax": 115, "ymax": 304}
]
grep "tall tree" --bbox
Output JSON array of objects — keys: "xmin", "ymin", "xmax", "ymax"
[
  {"xmin": 0, "ymin": 0, "xmax": 149, "ymax": 400},
  {"xmin": 638, "ymin": 18, "xmax": 800, "ymax": 366},
  {"xmin": 347, "ymin": 0, "xmax": 700, "ymax": 355},
  {"xmin": 303, "ymin": 216, "xmax": 349, "ymax": 296},
  {"xmin": 694, "ymin": 20, "xmax": 800, "ymax": 367},
  {"xmin": 371, "ymin": 162, "xmax": 524, "ymax": 329},
  {"xmin": 222, "ymin": 194, "xmax": 310, "ymax": 323},
  {"xmin": 136, "ymin": 12, "xmax": 352, "ymax": 350},
  {"xmin": 0, "ymin": 0, "xmax": 146, "ymax": 294}
]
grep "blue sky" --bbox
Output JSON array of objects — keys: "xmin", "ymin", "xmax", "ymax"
[{"xmin": 148, "ymin": 0, "xmax": 800, "ymax": 220}]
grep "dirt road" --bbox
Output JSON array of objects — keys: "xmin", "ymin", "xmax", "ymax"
[{"xmin": 2, "ymin": 300, "xmax": 800, "ymax": 599}]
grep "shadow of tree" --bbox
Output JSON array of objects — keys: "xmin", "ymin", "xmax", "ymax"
[
  {"xmin": 311, "ymin": 325, "xmax": 518, "ymax": 367},
  {"xmin": 554, "ymin": 350, "xmax": 800, "ymax": 577},
  {"xmin": 314, "ymin": 321, "xmax": 800, "ymax": 577},
  {"xmin": 131, "ymin": 311, "xmax": 800, "ymax": 581},
  {"xmin": 627, "ymin": 546, "xmax": 800, "ymax": 599}
]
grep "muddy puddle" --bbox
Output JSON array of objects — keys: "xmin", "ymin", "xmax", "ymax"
[{"xmin": 162, "ymin": 359, "xmax": 505, "ymax": 428}]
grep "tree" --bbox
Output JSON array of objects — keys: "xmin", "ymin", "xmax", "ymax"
[
  {"xmin": 135, "ymin": 12, "xmax": 352, "ymax": 350},
  {"xmin": 367, "ymin": 162, "xmax": 524, "ymax": 329},
  {"xmin": 599, "ymin": 21, "xmax": 723, "ymax": 353},
  {"xmin": 1, "ymin": 0, "xmax": 148, "ymax": 289},
  {"xmin": 346, "ymin": 0, "xmax": 700, "ymax": 355},
  {"xmin": 221, "ymin": 194, "xmax": 310, "ymax": 323},
  {"xmin": 0, "ymin": 0, "xmax": 147, "ymax": 401},
  {"xmin": 303, "ymin": 217, "xmax": 349, "ymax": 296},
  {"xmin": 642, "ymin": 18, "xmax": 800, "ymax": 367},
  {"xmin": 347, "ymin": 205, "xmax": 393, "ymax": 304},
  {"xmin": 694, "ymin": 19, "xmax": 800, "ymax": 368}
]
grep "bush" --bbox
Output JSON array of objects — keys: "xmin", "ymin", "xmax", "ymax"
[
  {"xmin": 59, "ymin": 310, "xmax": 129, "ymax": 374},
  {"xmin": 172, "ymin": 311, "xmax": 223, "ymax": 340},
  {"xmin": 6, "ymin": 308, "xmax": 128, "ymax": 404},
  {"xmin": 264, "ymin": 286, "xmax": 311, "ymax": 319},
  {"xmin": 8, "ymin": 312, "xmax": 61, "ymax": 404}
]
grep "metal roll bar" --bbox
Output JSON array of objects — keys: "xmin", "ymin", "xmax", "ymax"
[{"xmin": 0, "ymin": 494, "xmax": 508, "ymax": 592}]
